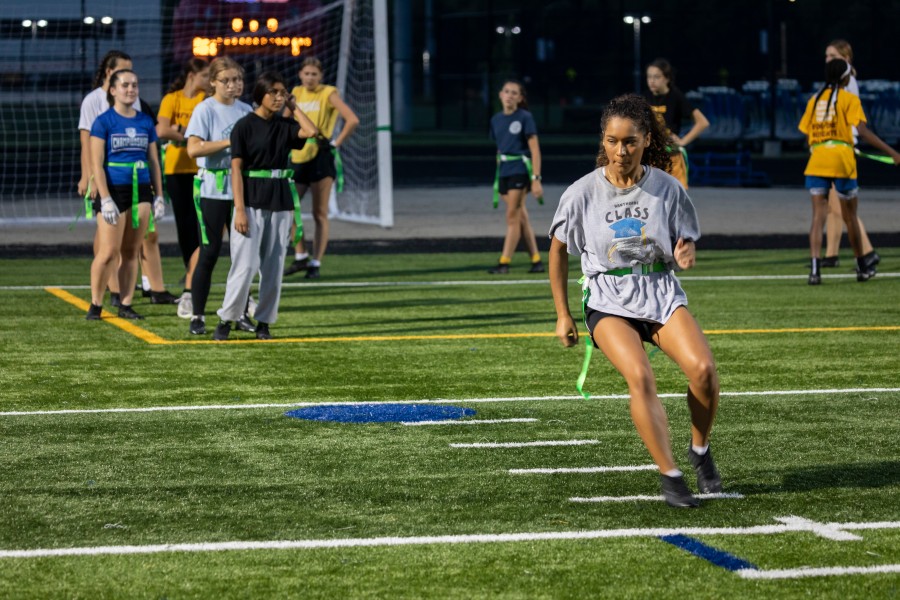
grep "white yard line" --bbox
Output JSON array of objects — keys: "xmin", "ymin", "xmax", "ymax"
[
  {"xmin": 737, "ymin": 564, "xmax": 900, "ymax": 580},
  {"xmin": 510, "ymin": 465, "xmax": 658, "ymax": 475},
  {"xmin": 401, "ymin": 418, "xmax": 538, "ymax": 426},
  {"xmin": 570, "ymin": 493, "xmax": 745, "ymax": 503},
  {"xmin": 450, "ymin": 440, "xmax": 600, "ymax": 449},
  {"xmin": 2, "ymin": 388, "xmax": 899, "ymax": 417}
]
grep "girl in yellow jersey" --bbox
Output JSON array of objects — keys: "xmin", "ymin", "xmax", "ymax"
[
  {"xmin": 283, "ymin": 56, "xmax": 360, "ymax": 279},
  {"xmin": 799, "ymin": 59, "xmax": 900, "ymax": 285}
]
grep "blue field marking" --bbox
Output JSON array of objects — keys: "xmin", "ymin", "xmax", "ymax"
[
  {"xmin": 284, "ymin": 404, "xmax": 477, "ymax": 423},
  {"xmin": 659, "ymin": 534, "xmax": 758, "ymax": 572}
]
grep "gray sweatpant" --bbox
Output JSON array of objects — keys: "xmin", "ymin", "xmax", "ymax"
[{"xmin": 217, "ymin": 208, "xmax": 293, "ymax": 325}]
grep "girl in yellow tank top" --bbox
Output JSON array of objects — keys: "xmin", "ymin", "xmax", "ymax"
[{"xmin": 284, "ymin": 56, "xmax": 360, "ymax": 279}]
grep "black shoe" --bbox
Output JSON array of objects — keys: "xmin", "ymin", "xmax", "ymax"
[
  {"xmin": 284, "ymin": 257, "xmax": 309, "ymax": 276},
  {"xmin": 85, "ymin": 303, "xmax": 102, "ymax": 320},
  {"xmin": 189, "ymin": 316, "xmax": 206, "ymax": 335},
  {"xmin": 117, "ymin": 304, "xmax": 145, "ymax": 320},
  {"xmin": 856, "ymin": 268, "xmax": 876, "ymax": 282},
  {"xmin": 660, "ymin": 474, "xmax": 699, "ymax": 508},
  {"xmin": 110, "ymin": 292, "xmax": 122, "ymax": 308},
  {"xmin": 808, "ymin": 273, "xmax": 821, "ymax": 285},
  {"xmin": 150, "ymin": 290, "xmax": 179, "ymax": 304},
  {"xmin": 304, "ymin": 265, "xmax": 320, "ymax": 279},
  {"xmin": 863, "ymin": 251, "xmax": 881, "ymax": 270},
  {"xmin": 528, "ymin": 261, "xmax": 545, "ymax": 273},
  {"xmin": 256, "ymin": 322, "xmax": 272, "ymax": 340},
  {"xmin": 141, "ymin": 287, "xmax": 151, "ymax": 298},
  {"xmin": 488, "ymin": 263, "xmax": 510, "ymax": 275},
  {"xmin": 820, "ymin": 256, "xmax": 839, "ymax": 268},
  {"xmin": 236, "ymin": 314, "xmax": 256, "ymax": 333},
  {"xmin": 688, "ymin": 446, "xmax": 722, "ymax": 494},
  {"xmin": 213, "ymin": 320, "xmax": 231, "ymax": 341}
]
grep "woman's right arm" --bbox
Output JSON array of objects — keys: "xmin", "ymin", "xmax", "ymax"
[
  {"xmin": 187, "ymin": 136, "xmax": 230, "ymax": 159},
  {"xmin": 79, "ymin": 130, "xmax": 94, "ymax": 197},
  {"xmin": 89, "ymin": 136, "xmax": 111, "ymax": 199},
  {"xmin": 231, "ymin": 156, "xmax": 248, "ymax": 235},
  {"xmin": 550, "ymin": 236, "xmax": 578, "ymax": 347}
]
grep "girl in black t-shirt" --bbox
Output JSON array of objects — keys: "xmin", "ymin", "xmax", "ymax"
[
  {"xmin": 644, "ymin": 58, "xmax": 709, "ymax": 188},
  {"xmin": 213, "ymin": 72, "xmax": 317, "ymax": 341}
]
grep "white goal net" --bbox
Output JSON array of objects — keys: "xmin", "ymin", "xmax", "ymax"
[{"xmin": 0, "ymin": 0, "xmax": 392, "ymax": 227}]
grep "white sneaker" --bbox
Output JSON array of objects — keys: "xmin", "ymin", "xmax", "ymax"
[
  {"xmin": 247, "ymin": 294, "xmax": 257, "ymax": 318},
  {"xmin": 177, "ymin": 292, "xmax": 193, "ymax": 319}
]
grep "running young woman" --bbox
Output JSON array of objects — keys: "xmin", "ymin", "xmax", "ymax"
[
  {"xmin": 821, "ymin": 40, "xmax": 879, "ymax": 270},
  {"xmin": 644, "ymin": 58, "xmax": 709, "ymax": 189},
  {"xmin": 283, "ymin": 56, "xmax": 360, "ymax": 279},
  {"xmin": 86, "ymin": 69, "xmax": 165, "ymax": 321},
  {"xmin": 213, "ymin": 72, "xmax": 317, "ymax": 340},
  {"xmin": 488, "ymin": 80, "xmax": 544, "ymax": 275},
  {"xmin": 157, "ymin": 58, "xmax": 209, "ymax": 315},
  {"xmin": 184, "ymin": 57, "xmax": 255, "ymax": 335},
  {"xmin": 800, "ymin": 59, "xmax": 900, "ymax": 285},
  {"xmin": 549, "ymin": 94, "xmax": 721, "ymax": 508}
]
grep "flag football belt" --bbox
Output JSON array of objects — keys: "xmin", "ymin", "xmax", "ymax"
[
  {"xmin": 603, "ymin": 261, "xmax": 668, "ymax": 276},
  {"xmin": 193, "ymin": 168, "xmax": 230, "ymax": 245},
  {"xmin": 666, "ymin": 145, "xmax": 690, "ymax": 180},
  {"xmin": 576, "ymin": 275, "xmax": 593, "ymax": 400},
  {"xmin": 107, "ymin": 160, "xmax": 148, "ymax": 229},
  {"xmin": 304, "ymin": 137, "xmax": 345, "ymax": 193},
  {"xmin": 492, "ymin": 154, "xmax": 543, "ymax": 208},
  {"xmin": 244, "ymin": 169, "xmax": 303, "ymax": 244},
  {"xmin": 811, "ymin": 139, "xmax": 895, "ymax": 165}
]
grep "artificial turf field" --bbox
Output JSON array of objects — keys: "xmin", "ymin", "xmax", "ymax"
[{"xmin": 0, "ymin": 248, "xmax": 898, "ymax": 599}]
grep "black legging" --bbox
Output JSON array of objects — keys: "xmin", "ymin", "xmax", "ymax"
[
  {"xmin": 190, "ymin": 198, "xmax": 232, "ymax": 317},
  {"xmin": 166, "ymin": 173, "xmax": 200, "ymax": 268}
]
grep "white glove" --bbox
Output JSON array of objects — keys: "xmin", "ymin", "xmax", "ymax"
[
  {"xmin": 100, "ymin": 196, "xmax": 119, "ymax": 225},
  {"xmin": 153, "ymin": 195, "xmax": 166, "ymax": 220}
]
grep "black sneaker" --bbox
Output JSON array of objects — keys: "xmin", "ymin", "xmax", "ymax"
[
  {"xmin": 284, "ymin": 257, "xmax": 309, "ymax": 276},
  {"xmin": 110, "ymin": 292, "xmax": 122, "ymax": 308},
  {"xmin": 660, "ymin": 474, "xmax": 699, "ymax": 508},
  {"xmin": 256, "ymin": 322, "xmax": 272, "ymax": 340},
  {"xmin": 863, "ymin": 251, "xmax": 881, "ymax": 270},
  {"xmin": 150, "ymin": 290, "xmax": 179, "ymax": 304},
  {"xmin": 856, "ymin": 268, "xmax": 876, "ymax": 282},
  {"xmin": 304, "ymin": 266, "xmax": 320, "ymax": 279},
  {"xmin": 808, "ymin": 273, "xmax": 821, "ymax": 285},
  {"xmin": 85, "ymin": 303, "xmax": 103, "ymax": 320},
  {"xmin": 820, "ymin": 256, "xmax": 839, "ymax": 268},
  {"xmin": 213, "ymin": 320, "xmax": 231, "ymax": 341},
  {"xmin": 236, "ymin": 314, "xmax": 256, "ymax": 333},
  {"xmin": 141, "ymin": 287, "xmax": 151, "ymax": 298},
  {"xmin": 488, "ymin": 263, "xmax": 510, "ymax": 275},
  {"xmin": 687, "ymin": 446, "xmax": 722, "ymax": 494},
  {"xmin": 117, "ymin": 304, "xmax": 145, "ymax": 320},
  {"xmin": 189, "ymin": 316, "xmax": 206, "ymax": 335},
  {"xmin": 528, "ymin": 261, "xmax": 545, "ymax": 273}
]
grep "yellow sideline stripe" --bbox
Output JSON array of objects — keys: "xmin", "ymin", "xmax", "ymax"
[
  {"xmin": 47, "ymin": 287, "xmax": 899, "ymax": 345},
  {"xmin": 46, "ymin": 287, "xmax": 171, "ymax": 345}
]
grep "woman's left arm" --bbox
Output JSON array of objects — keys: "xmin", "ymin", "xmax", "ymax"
[
  {"xmin": 672, "ymin": 108, "xmax": 709, "ymax": 147},
  {"xmin": 527, "ymin": 135, "xmax": 544, "ymax": 199},
  {"xmin": 329, "ymin": 92, "xmax": 360, "ymax": 147},
  {"xmin": 857, "ymin": 122, "xmax": 900, "ymax": 164}
]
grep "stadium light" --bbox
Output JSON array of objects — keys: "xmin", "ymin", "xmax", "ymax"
[
  {"xmin": 37, "ymin": 20, "xmax": 48, "ymax": 27},
  {"xmin": 100, "ymin": 16, "xmax": 114, "ymax": 25},
  {"xmin": 511, "ymin": 26, "xmax": 522, "ymax": 35},
  {"xmin": 623, "ymin": 13, "xmax": 650, "ymax": 93},
  {"xmin": 21, "ymin": 20, "xmax": 33, "ymax": 27},
  {"xmin": 83, "ymin": 16, "xmax": 95, "ymax": 25}
]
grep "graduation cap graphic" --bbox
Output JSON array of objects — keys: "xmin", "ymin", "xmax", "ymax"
[{"xmin": 609, "ymin": 217, "xmax": 646, "ymax": 238}]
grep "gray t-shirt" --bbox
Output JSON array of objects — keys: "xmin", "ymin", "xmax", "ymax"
[
  {"xmin": 550, "ymin": 166, "xmax": 701, "ymax": 324},
  {"xmin": 184, "ymin": 96, "xmax": 252, "ymax": 200}
]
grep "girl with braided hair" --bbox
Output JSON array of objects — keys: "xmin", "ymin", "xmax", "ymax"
[
  {"xmin": 549, "ymin": 94, "xmax": 721, "ymax": 508},
  {"xmin": 800, "ymin": 58, "xmax": 900, "ymax": 285}
]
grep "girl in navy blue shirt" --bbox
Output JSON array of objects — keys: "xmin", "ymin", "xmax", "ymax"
[
  {"xmin": 86, "ymin": 69, "xmax": 164, "ymax": 320},
  {"xmin": 488, "ymin": 80, "xmax": 544, "ymax": 274}
]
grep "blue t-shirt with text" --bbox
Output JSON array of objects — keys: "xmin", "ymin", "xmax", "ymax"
[{"xmin": 90, "ymin": 108, "xmax": 158, "ymax": 186}]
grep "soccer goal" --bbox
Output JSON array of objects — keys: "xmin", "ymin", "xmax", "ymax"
[{"xmin": 0, "ymin": 0, "xmax": 393, "ymax": 227}]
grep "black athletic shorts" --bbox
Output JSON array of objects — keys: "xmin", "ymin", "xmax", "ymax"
[
  {"xmin": 498, "ymin": 174, "xmax": 530, "ymax": 195},
  {"xmin": 585, "ymin": 306, "xmax": 659, "ymax": 348},
  {"xmin": 93, "ymin": 183, "xmax": 153, "ymax": 215},
  {"xmin": 293, "ymin": 141, "xmax": 337, "ymax": 185}
]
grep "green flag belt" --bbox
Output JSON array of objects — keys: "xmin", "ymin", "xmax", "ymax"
[
  {"xmin": 603, "ymin": 261, "xmax": 668, "ymax": 276},
  {"xmin": 244, "ymin": 169, "xmax": 303, "ymax": 244},
  {"xmin": 811, "ymin": 139, "xmax": 896, "ymax": 165},
  {"xmin": 492, "ymin": 154, "xmax": 543, "ymax": 209},
  {"xmin": 107, "ymin": 160, "xmax": 147, "ymax": 229},
  {"xmin": 193, "ymin": 168, "xmax": 230, "ymax": 245},
  {"xmin": 575, "ymin": 275, "xmax": 593, "ymax": 400}
]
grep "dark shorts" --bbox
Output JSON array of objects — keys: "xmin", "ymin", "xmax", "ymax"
[
  {"xmin": 498, "ymin": 174, "xmax": 530, "ymax": 195},
  {"xmin": 93, "ymin": 183, "xmax": 153, "ymax": 215},
  {"xmin": 585, "ymin": 306, "xmax": 659, "ymax": 348},
  {"xmin": 293, "ymin": 143, "xmax": 337, "ymax": 185}
]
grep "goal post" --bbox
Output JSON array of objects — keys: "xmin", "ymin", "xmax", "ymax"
[{"xmin": 0, "ymin": 0, "xmax": 393, "ymax": 228}]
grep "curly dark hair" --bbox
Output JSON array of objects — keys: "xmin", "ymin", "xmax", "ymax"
[{"xmin": 596, "ymin": 94, "xmax": 672, "ymax": 172}]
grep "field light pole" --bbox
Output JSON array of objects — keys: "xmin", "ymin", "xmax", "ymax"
[{"xmin": 624, "ymin": 15, "xmax": 650, "ymax": 94}]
